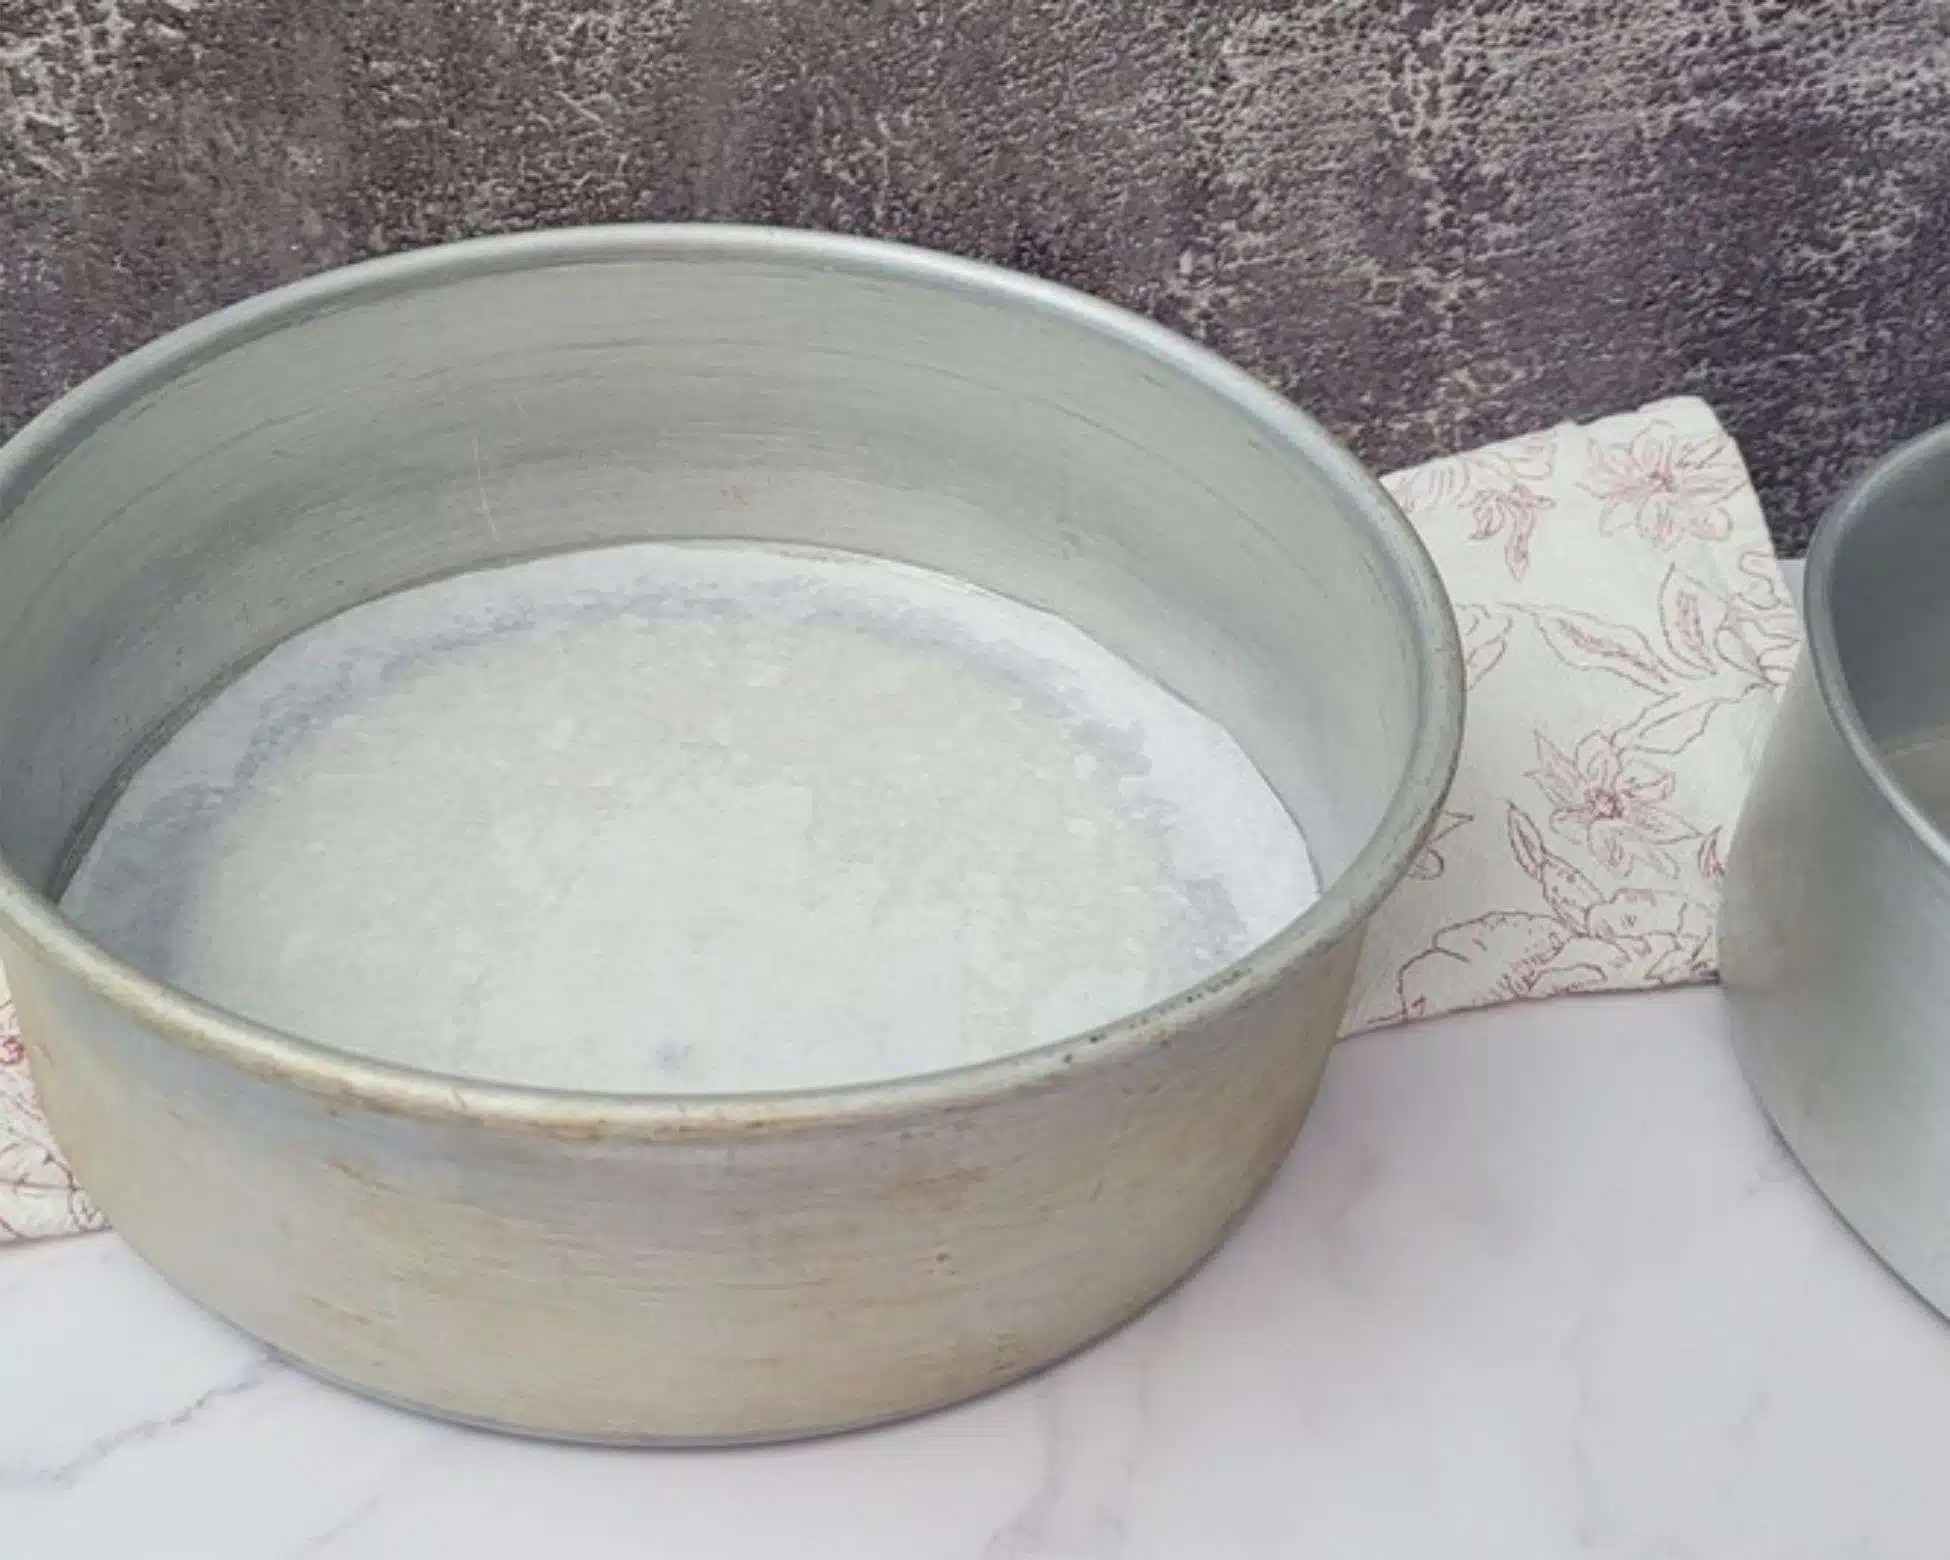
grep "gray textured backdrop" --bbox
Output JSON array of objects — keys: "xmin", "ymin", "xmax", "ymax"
[{"xmin": 5, "ymin": 0, "xmax": 1948, "ymax": 551}]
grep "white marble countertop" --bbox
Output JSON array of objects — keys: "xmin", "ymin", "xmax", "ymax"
[{"xmin": 6, "ymin": 984, "xmax": 1950, "ymax": 1558}]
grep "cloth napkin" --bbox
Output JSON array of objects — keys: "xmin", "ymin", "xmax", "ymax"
[
  {"xmin": 0, "ymin": 395, "xmax": 1798, "ymax": 1243},
  {"xmin": 1345, "ymin": 395, "xmax": 1798, "ymax": 1031}
]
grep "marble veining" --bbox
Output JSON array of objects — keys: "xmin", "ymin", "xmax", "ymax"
[{"xmin": 7, "ymin": 987, "xmax": 1950, "ymax": 1557}]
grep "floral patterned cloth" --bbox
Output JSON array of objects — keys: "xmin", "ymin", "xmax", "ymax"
[
  {"xmin": 0, "ymin": 395, "xmax": 1795, "ymax": 1243},
  {"xmin": 0, "ymin": 999, "xmax": 100, "ymax": 1240},
  {"xmin": 1345, "ymin": 396, "xmax": 1797, "ymax": 1031}
]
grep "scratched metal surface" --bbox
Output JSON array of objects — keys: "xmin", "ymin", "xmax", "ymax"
[
  {"xmin": 0, "ymin": 230, "xmax": 1461, "ymax": 1438},
  {"xmin": 3, "ymin": 0, "xmax": 1948, "ymax": 553}
]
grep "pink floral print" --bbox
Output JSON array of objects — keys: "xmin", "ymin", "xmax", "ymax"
[
  {"xmin": 1385, "ymin": 435, "xmax": 1557, "ymax": 581},
  {"xmin": 1342, "ymin": 396, "xmax": 1797, "ymax": 1036},
  {"xmin": 1457, "ymin": 605, "xmax": 1513, "ymax": 690},
  {"xmin": 1407, "ymin": 810, "xmax": 1474, "ymax": 881},
  {"xmin": 1583, "ymin": 423, "xmax": 1747, "ymax": 548},
  {"xmin": 1529, "ymin": 732, "xmax": 1691, "ymax": 876},
  {"xmin": 1391, "ymin": 806, "xmax": 1715, "ymax": 1022},
  {"xmin": 0, "ymin": 996, "xmax": 102, "ymax": 1241}
]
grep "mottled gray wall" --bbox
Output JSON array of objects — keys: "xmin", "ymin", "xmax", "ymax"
[{"xmin": 5, "ymin": 0, "xmax": 1948, "ymax": 551}]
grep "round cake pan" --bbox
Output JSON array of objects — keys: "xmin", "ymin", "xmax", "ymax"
[
  {"xmin": 0, "ymin": 226, "xmax": 1462, "ymax": 1442},
  {"xmin": 1723, "ymin": 423, "xmax": 1950, "ymax": 1316}
]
